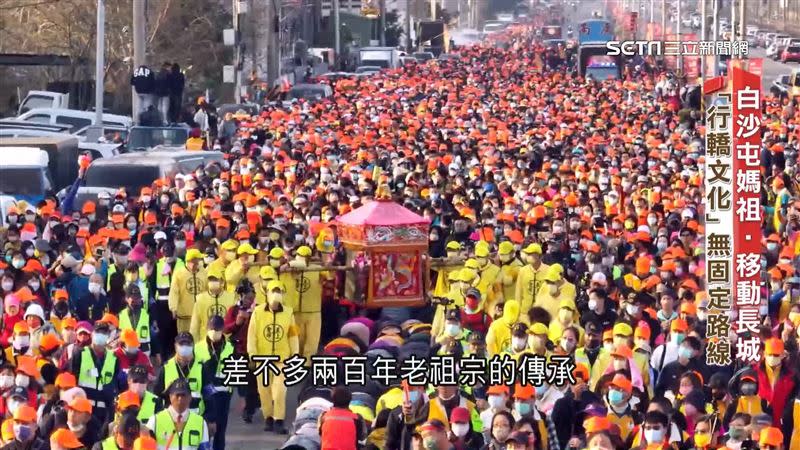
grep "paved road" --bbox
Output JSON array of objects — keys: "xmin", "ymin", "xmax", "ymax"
[
  {"xmin": 749, "ymin": 47, "xmax": 799, "ymax": 92},
  {"xmin": 225, "ymin": 384, "xmax": 303, "ymax": 450}
]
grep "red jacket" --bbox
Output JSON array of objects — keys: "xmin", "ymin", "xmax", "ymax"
[
  {"xmin": 114, "ymin": 347, "xmax": 155, "ymax": 378},
  {"xmin": 755, "ymin": 362, "xmax": 797, "ymax": 426},
  {"xmin": 0, "ymin": 313, "xmax": 23, "ymax": 347},
  {"xmin": 223, "ymin": 305, "xmax": 249, "ymax": 354}
]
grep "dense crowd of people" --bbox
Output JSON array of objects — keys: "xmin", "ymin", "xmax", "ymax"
[{"xmin": 0, "ymin": 15, "xmax": 799, "ymax": 450}]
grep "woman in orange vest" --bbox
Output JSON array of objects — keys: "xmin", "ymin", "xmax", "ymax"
[{"xmin": 318, "ymin": 386, "xmax": 366, "ymax": 450}]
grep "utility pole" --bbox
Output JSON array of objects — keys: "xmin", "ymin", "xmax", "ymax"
[
  {"xmin": 406, "ymin": 0, "xmax": 412, "ymax": 51},
  {"xmin": 132, "ymin": 0, "xmax": 145, "ymax": 123},
  {"xmin": 650, "ymin": 0, "xmax": 654, "ymax": 24},
  {"xmin": 88, "ymin": 0, "xmax": 105, "ymax": 142},
  {"xmin": 233, "ymin": 0, "xmax": 242, "ymax": 103},
  {"xmin": 700, "ymin": 0, "xmax": 706, "ymax": 79},
  {"xmin": 379, "ymin": 0, "xmax": 386, "ymax": 46},
  {"xmin": 333, "ymin": 0, "xmax": 341, "ymax": 69},
  {"xmin": 661, "ymin": 0, "xmax": 666, "ymax": 38},
  {"xmin": 267, "ymin": 0, "xmax": 279, "ymax": 85},
  {"xmin": 712, "ymin": 0, "xmax": 719, "ymax": 75},
  {"xmin": 431, "ymin": 0, "xmax": 436, "ymax": 20},
  {"xmin": 677, "ymin": 0, "xmax": 682, "ymax": 71},
  {"xmin": 738, "ymin": 0, "xmax": 745, "ymax": 42}
]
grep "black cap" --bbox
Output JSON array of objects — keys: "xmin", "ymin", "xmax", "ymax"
[
  {"xmin": 114, "ymin": 244, "xmax": 131, "ymax": 255},
  {"xmin": 445, "ymin": 309, "xmax": 461, "ymax": 322},
  {"xmin": 125, "ymin": 284, "xmax": 142, "ymax": 298},
  {"xmin": 511, "ymin": 322, "xmax": 528, "ymax": 337},
  {"xmin": 585, "ymin": 322, "xmax": 601, "ymax": 334},
  {"xmin": 208, "ymin": 315, "xmax": 224, "ymax": 330},
  {"xmin": 465, "ymin": 287, "xmax": 481, "ymax": 299},
  {"xmin": 34, "ymin": 239, "xmax": 51, "ymax": 253},
  {"xmin": 168, "ymin": 379, "xmax": 191, "ymax": 396},
  {"xmin": 175, "ymin": 332, "xmax": 194, "ymax": 345},
  {"xmin": 94, "ymin": 322, "xmax": 111, "ymax": 333},
  {"xmin": 505, "ymin": 431, "xmax": 531, "ymax": 445},
  {"xmin": 467, "ymin": 331, "xmax": 484, "ymax": 343},
  {"xmin": 7, "ymin": 386, "xmax": 27, "ymax": 399},
  {"xmin": 128, "ymin": 365, "xmax": 149, "ymax": 383}
]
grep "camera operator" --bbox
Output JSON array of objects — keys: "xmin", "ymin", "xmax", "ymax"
[{"xmin": 223, "ymin": 279, "xmax": 258, "ymax": 423}]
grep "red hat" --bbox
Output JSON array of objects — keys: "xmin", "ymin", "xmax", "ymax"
[{"xmin": 450, "ymin": 407, "xmax": 470, "ymax": 424}]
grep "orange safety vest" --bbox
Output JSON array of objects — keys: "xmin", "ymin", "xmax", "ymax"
[{"xmin": 320, "ymin": 407, "xmax": 357, "ymax": 450}]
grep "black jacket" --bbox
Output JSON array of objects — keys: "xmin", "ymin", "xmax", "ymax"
[
  {"xmin": 551, "ymin": 389, "xmax": 602, "ymax": 449},
  {"xmin": 385, "ymin": 403, "xmax": 431, "ymax": 450},
  {"xmin": 131, "ymin": 66, "xmax": 155, "ymax": 94},
  {"xmin": 0, "ymin": 437, "xmax": 47, "ymax": 450}
]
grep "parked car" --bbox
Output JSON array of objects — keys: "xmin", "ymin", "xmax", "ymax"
[
  {"xmin": 16, "ymin": 108, "xmax": 131, "ymax": 137},
  {"xmin": 412, "ymin": 52, "xmax": 436, "ymax": 62},
  {"xmin": 782, "ymin": 44, "xmax": 800, "ymax": 63},
  {"xmin": 771, "ymin": 74, "xmax": 791, "ymax": 97}
]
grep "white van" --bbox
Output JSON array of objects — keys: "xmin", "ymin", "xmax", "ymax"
[
  {"xmin": 16, "ymin": 108, "xmax": 132, "ymax": 137},
  {"xmin": 0, "ymin": 147, "xmax": 52, "ymax": 205}
]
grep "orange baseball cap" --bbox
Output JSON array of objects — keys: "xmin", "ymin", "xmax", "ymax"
[
  {"xmin": 55, "ymin": 372, "xmax": 77, "ymax": 389},
  {"xmin": 67, "ymin": 397, "xmax": 93, "ymax": 414},
  {"xmin": 13, "ymin": 405, "xmax": 37, "ymax": 422},
  {"xmin": 13, "ymin": 322, "xmax": 30, "ymax": 334},
  {"xmin": 117, "ymin": 390, "xmax": 141, "ymax": 410},
  {"xmin": 611, "ymin": 344, "xmax": 633, "ymax": 359},
  {"xmin": 513, "ymin": 383, "xmax": 535, "ymax": 400},
  {"xmin": 486, "ymin": 385, "xmax": 510, "ymax": 396},
  {"xmin": 764, "ymin": 338, "xmax": 784, "ymax": 356},
  {"xmin": 758, "ymin": 427, "xmax": 783, "ymax": 446},
  {"xmin": 583, "ymin": 416, "xmax": 612, "ymax": 433},
  {"xmin": 39, "ymin": 333, "xmax": 63, "ymax": 352},
  {"xmin": 133, "ymin": 436, "xmax": 157, "ymax": 450},
  {"xmin": 573, "ymin": 363, "xmax": 590, "ymax": 382},
  {"xmin": 50, "ymin": 428, "xmax": 84, "ymax": 449},
  {"xmin": 99, "ymin": 313, "xmax": 119, "ymax": 329},
  {"xmin": 120, "ymin": 329, "xmax": 140, "ymax": 348},
  {"xmin": 670, "ymin": 318, "xmax": 689, "ymax": 332},
  {"xmin": 610, "ymin": 374, "xmax": 633, "ymax": 393}
]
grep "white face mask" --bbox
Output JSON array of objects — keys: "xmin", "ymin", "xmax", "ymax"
[
  {"xmin": 588, "ymin": 299, "xmax": 598, "ymax": 311},
  {"xmin": 451, "ymin": 423, "xmax": 470, "ymax": 438},
  {"xmin": 207, "ymin": 330, "xmax": 223, "ymax": 342},
  {"xmin": 88, "ymin": 282, "xmax": 102, "ymax": 295},
  {"xmin": 15, "ymin": 374, "xmax": 30, "ymax": 388},
  {"xmin": 512, "ymin": 337, "xmax": 528, "ymax": 351},
  {"xmin": 13, "ymin": 335, "xmax": 30, "ymax": 350},
  {"xmin": 0, "ymin": 375, "xmax": 14, "ymax": 389},
  {"xmin": 487, "ymin": 395, "xmax": 505, "ymax": 409}
]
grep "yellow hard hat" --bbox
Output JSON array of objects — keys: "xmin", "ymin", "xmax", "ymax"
[
  {"xmin": 296, "ymin": 246, "xmax": 312, "ymax": 257},
  {"xmin": 267, "ymin": 280, "xmax": 285, "ymax": 292},
  {"xmin": 221, "ymin": 240, "xmax": 239, "ymax": 251},
  {"xmin": 446, "ymin": 241, "xmax": 462, "ymax": 251},
  {"xmin": 185, "ymin": 249, "xmax": 203, "ymax": 262},
  {"xmin": 522, "ymin": 243, "xmax": 542, "ymax": 254},
  {"xmin": 259, "ymin": 266, "xmax": 277, "ymax": 280},
  {"xmin": 237, "ymin": 243, "xmax": 259, "ymax": 255},
  {"xmin": 269, "ymin": 247, "xmax": 285, "ymax": 259}
]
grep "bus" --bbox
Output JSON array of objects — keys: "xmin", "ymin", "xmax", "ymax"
[{"xmin": 576, "ymin": 19, "xmax": 619, "ymax": 79}]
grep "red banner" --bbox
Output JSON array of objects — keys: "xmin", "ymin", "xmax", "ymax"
[{"xmin": 731, "ymin": 65, "xmax": 763, "ymax": 363}]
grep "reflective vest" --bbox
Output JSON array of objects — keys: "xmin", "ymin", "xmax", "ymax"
[
  {"xmin": 108, "ymin": 265, "xmax": 148, "ymax": 298},
  {"xmin": 77, "ymin": 347, "xmax": 117, "ymax": 410},
  {"xmin": 157, "ymin": 258, "xmax": 184, "ymax": 302},
  {"xmin": 791, "ymin": 398, "xmax": 800, "ymax": 450},
  {"xmin": 735, "ymin": 395, "xmax": 765, "ymax": 417},
  {"xmin": 320, "ymin": 408, "xmax": 357, "ymax": 450},
  {"xmin": 164, "ymin": 359, "xmax": 205, "ymax": 414},
  {"xmin": 101, "ymin": 437, "xmax": 120, "ymax": 450},
  {"xmin": 138, "ymin": 391, "xmax": 159, "ymax": 425},
  {"xmin": 120, "ymin": 307, "xmax": 151, "ymax": 353},
  {"xmin": 195, "ymin": 340, "xmax": 234, "ymax": 393},
  {"xmin": 152, "ymin": 409, "xmax": 205, "ymax": 450}
]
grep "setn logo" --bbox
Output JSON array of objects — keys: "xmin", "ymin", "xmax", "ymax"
[{"xmin": 605, "ymin": 41, "xmax": 663, "ymax": 56}]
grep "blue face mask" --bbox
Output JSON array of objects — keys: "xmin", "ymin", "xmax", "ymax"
[
  {"xmin": 514, "ymin": 402, "xmax": 531, "ymax": 416},
  {"xmin": 608, "ymin": 389, "xmax": 625, "ymax": 405},
  {"xmin": 408, "ymin": 390, "xmax": 421, "ymax": 404}
]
